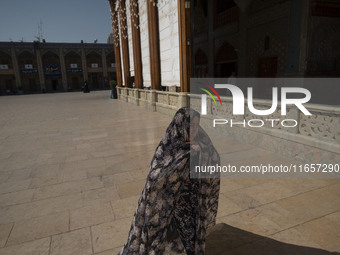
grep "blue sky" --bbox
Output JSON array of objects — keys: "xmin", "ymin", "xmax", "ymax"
[{"xmin": 0, "ymin": 0, "xmax": 113, "ymax": 43}]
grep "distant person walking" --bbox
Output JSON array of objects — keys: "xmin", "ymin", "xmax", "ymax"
[
  {"xmin": 83, "ymin": 80, "xmax": 90, "ymax": 93},
  {"xmin": 227, "ymin": 72, "xmax": 237, "ymax": 85}
]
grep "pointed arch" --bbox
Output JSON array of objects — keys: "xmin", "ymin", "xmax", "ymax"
[
  {"xmin": 195, "ymin": 48, "xmax": 208, "ymax": 65},
  {"xmin": 215, "ymin": 41, "xmax": 237, "ymax": 63}
]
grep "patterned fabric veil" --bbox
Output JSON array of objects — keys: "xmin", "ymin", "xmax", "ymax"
[{"xmin": 119, "ymin": 108, "xmax": 220, "ymax": 255}]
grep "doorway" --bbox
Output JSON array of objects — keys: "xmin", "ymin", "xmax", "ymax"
[
  {"xmin": 257, "ymin": 57, "xmax": 278, "ymax": 99},
  {"xmin": 29, "ymin": 78, "xmax": 37, "ymax": 92},
  {"xmin": 91, "ymin": 73, "xmax": 99, "ymax": 89},
  {"xmin": 72, "ymin": 77, "xmax": 80, "ymax": 90},
  {"xmin": 216, "ymin": 62, "xmax": 237, "ymax": 78},
  {"xmin": 258, "ymin": 57, "xmax": 277, "ymax": 77},
  {"xmin": 52, "ymin": 80, "xmax": 58, "ymax": 91}
]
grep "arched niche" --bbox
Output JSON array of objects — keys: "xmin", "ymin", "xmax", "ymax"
[{"xmin": 215, "ymin": 41, "xmax": 238, "ymax": 77}]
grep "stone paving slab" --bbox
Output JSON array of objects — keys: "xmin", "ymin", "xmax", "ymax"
[
  {"xmin": 0, "ymin": 91, "xmax": 339, "ymax": 254},
  {"xmin": 6, "ymin": 211, "xmax": 69, "ymax": 246},
  {"xmin": 0, "ymin": 237, "xmax": 51, "ymax": 255},
  {"xmin": 50, "ymin": 228, "xmax": 92, "ymax": 255}
]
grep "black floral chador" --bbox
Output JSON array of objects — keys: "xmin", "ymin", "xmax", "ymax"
[{"xmin": 118, "ymin": 108, "xmax": 220, "ymax": 255}]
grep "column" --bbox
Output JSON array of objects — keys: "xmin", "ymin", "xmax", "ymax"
[
  {"xmin": 102, "ymin": 48, "xmax": 108, "ymax": 82},
  {"xmin": 147, "ymin": 0, "xmax": 161, "ymax": 90},
  {"xmin": 36, "ymin": 49, "xmax": 46, "ymax": 91},
  {"xmin": 238, "ymin": 11, "xmax": 247, "ymax": 77},
  {"xmin": 299, "ymin": 0, "xmax": 310, "ymax": 76},
  {"xmin": 10, "ymin": 47, "xmax": 21, "ymax": 89},
  {"xmin": 110, "ymin": 0, "xmax": 123, "ymax": 87},
  {"xmin": 59, "ymin": 48, "xmax": 68, "ymax": 91},
  {"xmin": 286, "ymin": 0, "xmax": 303, "ymax": 75},
  {"xmin": 178, "ymin": 0, "xmax": 191, "ymax": 92},
  {"xmin": 236, "ymin": 0, "xmax": 252, "ymax": 77},
  {"xmin": 207, "ymin": 0, "xmax": 214, "ymax": 77},
  {"xmin": 119, "ymin": 0, "xmax": 131, "ymax": 88},
  {"xmin": 81, "ymin": 47, "xmax": 88, "ymax": 82},
  {"xmin": 130, "ymin": 0, "xmax": 143, "ymax": 89}
]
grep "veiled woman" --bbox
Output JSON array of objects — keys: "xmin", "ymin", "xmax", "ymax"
[{"xmin": 118, "ymin": 108, "xmax": 220, "ymax": 255}]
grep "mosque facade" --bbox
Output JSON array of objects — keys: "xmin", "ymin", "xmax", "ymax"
[
  {"xmin": 0, "ymin": 41, "xmax": 116, "ymax": 94},
  {"xmin": 108, "ymin": 0, "xmax": 340, "ymax": 164}
]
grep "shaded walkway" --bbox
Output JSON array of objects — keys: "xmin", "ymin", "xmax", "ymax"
[{"xmin": 0, "ymin": 91, "xmax": 339, "ymax": 254}]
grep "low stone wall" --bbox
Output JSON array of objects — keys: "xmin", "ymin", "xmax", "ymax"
[
  {"xmin": 117, "ymin": 87, "xmax": 189, "ymax": 116},
  {"xmin": 117, "ymin": 87, "xmax": 339, "ymax": 164},
  {"xmin": 191, "ymin": 94, "xmax": 340, "ymax": 165}
]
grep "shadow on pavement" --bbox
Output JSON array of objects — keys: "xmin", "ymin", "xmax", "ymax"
[{"xmin": 206, "ymin": 223, "xmax": 339, "ymax": 255}]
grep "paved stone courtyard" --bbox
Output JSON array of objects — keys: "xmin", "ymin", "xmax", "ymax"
[{"xmin": 0, "ymin": 91, "xmax": 339, "ymax": 255}]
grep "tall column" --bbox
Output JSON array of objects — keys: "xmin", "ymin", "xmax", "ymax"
[
  {"xmin": 286, "ymin": 0, "xmax": 304, "ymax": 76},
  {"xmin": 236, "ymin": 0, "xmax": 252, "ymax": 77},
  {"xmin": 81, "ymin": 47, "xmax": 88, "ymax": 82},
  {"xmin": 119, "ymin": 0, "xmax": 131, "ymax": 87},
  {"xmin": 207, "ymin": 0, "xmax": 214, "ymax": 77},
  {"xmin": 238, "ymin": 11, "xmax": 247, "ymax": 77},
  {"xmin": 59, "ymin": 48, "xmax": 68, "ymax": 91},
  {"xmin": 178, "ymin": 0, "xmax": 191, "ymax": 92},
  {"xmin": 130, "ymin": 0, "xmax": 143, "ymax": 89},
  {"xmin": 102, "ymin": 48, "xmax": 108, "ymax": 80},
  {"xmin": 36, "ymin": 49, "xmax": 46, "ymax": 91},
  {"xmin": 110, "ymin": 0, "xmax": 123, "ymax": 87},
  {"xmin": 299, "ymin": 0, "xmax": 310, "ymax": 76},
  {"xmin": 147, "ymin": 0, "xmax": 161, "ymax": 90},
  {"xmin": 10, "ymin": 47, "xmax": 21, "ymax": 89}
]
